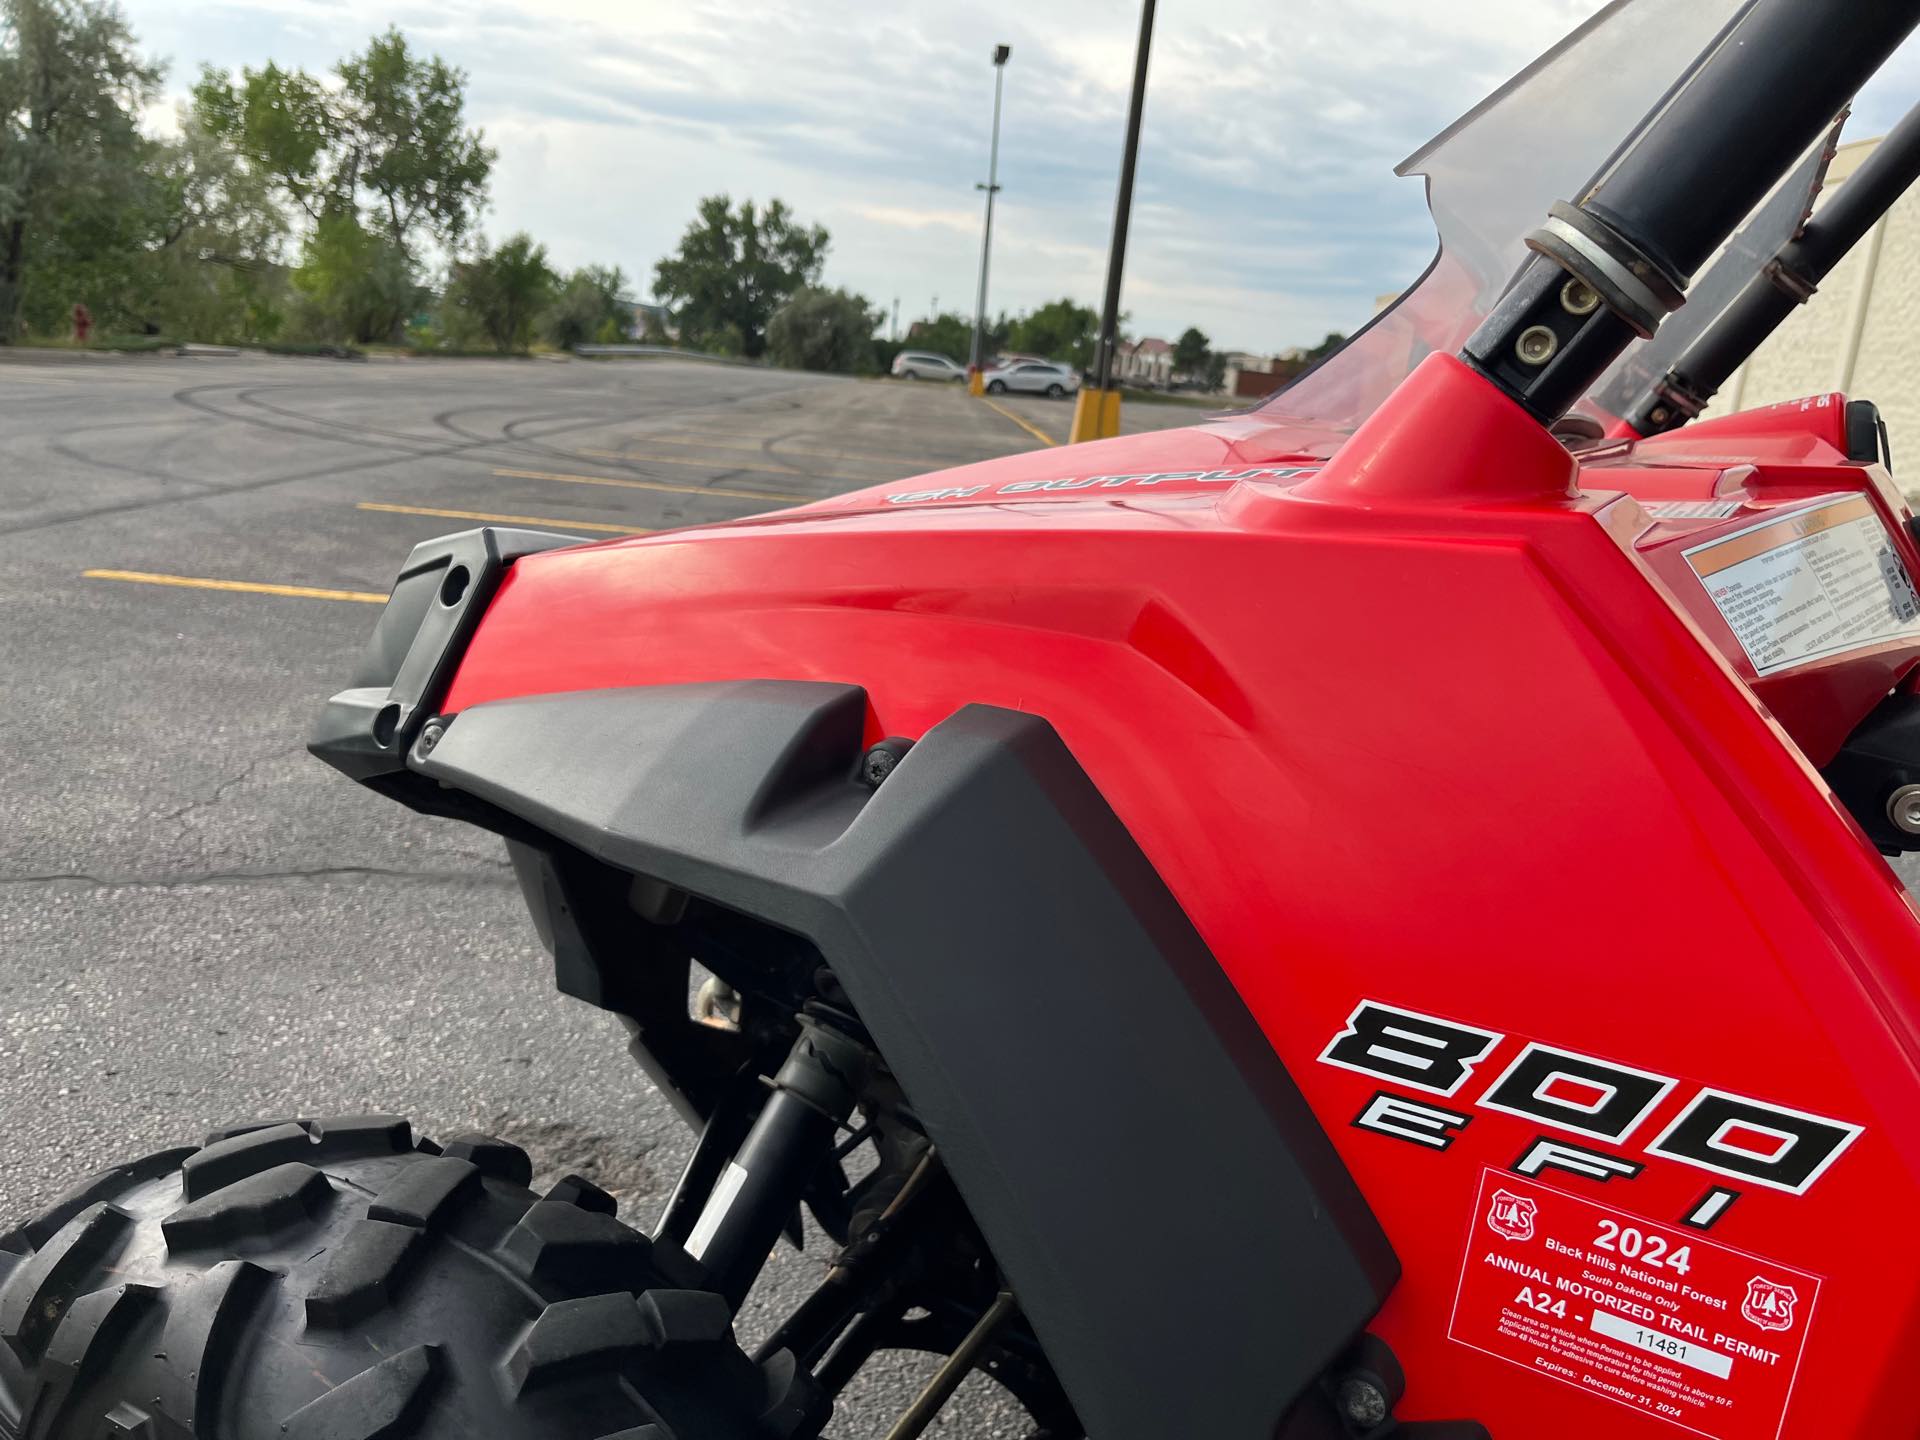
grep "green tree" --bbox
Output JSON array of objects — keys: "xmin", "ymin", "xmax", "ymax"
[
  {"xmin": 0, "ymin": 0, "xmax": 161, "ymax": 339},
  {"xmin": 193, "ymin": 27, "xmax": 493, "ymax": 261},
  {"xmin": 127, "ymin": 116, "xmax": 291, "ymax": 341},
  {"xmin": 1204, "ymin": 351, "xmax": 1228, "ymax": 392},
  {"xmin": 337, "ymin": 31, "xmax": 492, "ymax": 254},
  {"xmin": 442, "ymin": 232, "xmax": 554, "ymax": 352},
  {"xmin": 189, "ymin": 61, "xmax": 333, "ymax": 221},
  {"xmin": 288, "ymin": 213, "xmax": 415, "ymax": 343},
  {"xmin": 1303, "ymin": 330, "xmax": 1347, "ymax": 362},
  {"xmin": 1006, "ymin": 298, "xmax": 1098, "ymax": 368},
  {"xmin": 652, "ymin": 195, "xmax": 827, "ymax": 359},
  {"xmin": 767, "ymin": 286, "xmax": 880, "ymax": 373},
  {"xmin": 541, "ymin": 263, "xmax": 627, "ymax": 350},
  {"xmin": 1173, "ymin": 326, "xmax": 1210, "ymax": 376},
  {"xmin": 906, "ymin": 310, "xmax": 1004, "ymax": 364}
]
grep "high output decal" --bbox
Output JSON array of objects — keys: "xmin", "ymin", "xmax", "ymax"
[{"xmin": 884, "ymin": 465, "xmax": 1322, "ymax": 505}]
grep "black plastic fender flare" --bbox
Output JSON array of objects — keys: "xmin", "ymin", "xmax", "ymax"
[{"xmin": 401, "ymin": 678, "xmax": 1398, "ymax": 1439}]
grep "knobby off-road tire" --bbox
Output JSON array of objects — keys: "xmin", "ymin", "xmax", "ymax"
[{"xmin": 0, "ymin": 1116, "xmax": 824, "ymax": 1440}]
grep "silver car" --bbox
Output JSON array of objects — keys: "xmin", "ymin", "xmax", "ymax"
[
  {"xmin": 892, "ymin": 350, "xmax": 967, "ymax": 381},
  {"xmin": 983, "ymin": 360, "xmax": 1080, "ymax": 398}
]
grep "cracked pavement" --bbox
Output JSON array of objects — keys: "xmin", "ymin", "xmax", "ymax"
[{"xmin": 0, "ymin": 352, "xmax": 1192, "ymax": 1437}]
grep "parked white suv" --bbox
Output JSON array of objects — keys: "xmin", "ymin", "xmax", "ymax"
[
  {"xmin": 983, "ymin": 361, "xmax": 1081, "ymax": 398},
  {"xmin": 892, "ymin": 351, "xmax": 967, "ymax": 381}
]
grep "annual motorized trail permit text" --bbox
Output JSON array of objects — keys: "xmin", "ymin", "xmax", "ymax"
[
  {"xmin": 1684, "ymin": 494, "xmax": 1920, "ymax": 675},
  {"xmin": 1448, "ymin": 1171, "xmax": 1819, "ymax": 1439}
]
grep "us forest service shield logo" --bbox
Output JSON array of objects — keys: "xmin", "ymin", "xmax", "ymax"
[
  {"xmin": 1486, "ymin": 1189, "xmax": 1538, "ymax": 1242},
  {"xmin": 1743, "ymin": 1277, "xmax": 1799, "ymax": 1333}
]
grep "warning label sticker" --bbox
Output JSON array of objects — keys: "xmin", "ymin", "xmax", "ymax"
[
  {"xmin": 1684, "ymin": 493, "xmax": 1920, "ymax": 676},
  {"xmin": 1448, "ymin": 1171, "xmax": 1819, "ymax": 1439}
]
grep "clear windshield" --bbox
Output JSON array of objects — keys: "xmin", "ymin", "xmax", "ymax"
[{"xmin": 1256, "ymin": 0, "xmax": 1828, "ymax": 436}]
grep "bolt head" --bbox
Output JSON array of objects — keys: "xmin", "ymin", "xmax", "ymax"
[
  {"xmin": 418, "ymin": 722, "xmax": 445, "ymax": 755},
  {"xmin": 1337, "ymin": 1375, "xmax": 1390, "ymax": 1428},
  {"xmin": 1516, "ymin": 325, "xmax": 1560, "ymax": 367},
  {"xmin": 1889, "ymin": 784, "xmax": 1920, "ymax": 836},
  {"xmin": 862, "ymin": 748, "xmax": 900, "ymax": 787},
  {"xmin": 1561, "ymin": 278, "xmax": 1601, "ymax": 316}
]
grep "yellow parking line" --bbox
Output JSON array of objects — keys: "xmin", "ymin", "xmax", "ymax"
[
  {"xmin": 494, "ymin": 467, "xmax": 802, "ymax": 505},
  {"xmin": 572, "ymin": 448, "xmax": 871, "ymax": 487},
  {"xmin": 357, "ymin": 502, "xmax": 649, "ymax": 535},
  {"xmin": 977, "ymin": 396, "xmax": 1059, "ymax": 448},
  {"xmin": 84, "ymin": 569, "xmax": 387, "ymax": 603}
]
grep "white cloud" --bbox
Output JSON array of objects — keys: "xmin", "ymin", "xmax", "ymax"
[{"xmin": 123, "ymin": 0, "xmax": 1920, "ymax": 354}]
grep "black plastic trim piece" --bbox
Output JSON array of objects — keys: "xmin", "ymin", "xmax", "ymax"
[
  {"xmin": 1845, "ymin": 399, "xmax": 1890, "ymax": 466},
  {"xmin": 409, "ymin": 681, "xmax": 1399, "ymax": 1440},
  {"xmin": 307, "ymin": 527, "xmax": 576, "ymax": 782}
]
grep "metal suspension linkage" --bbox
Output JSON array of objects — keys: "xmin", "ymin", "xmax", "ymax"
[{"xmin": 883, "ymin": 1292, "xmax": 1021, "ymax": 1440}]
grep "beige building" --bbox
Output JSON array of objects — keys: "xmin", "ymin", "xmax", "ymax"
[
  {"xmin": 1116, "ymin": 337, "xmax": 1174, "ymax": 387},
  {"xmin": 1712, "ymin": 136, "xmax": 1920, "ymax": 486}
]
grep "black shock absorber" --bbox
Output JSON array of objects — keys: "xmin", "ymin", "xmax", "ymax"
[{"xmin": 678, "ymin": 1013, "xmax": 873, "ymax": 1309}]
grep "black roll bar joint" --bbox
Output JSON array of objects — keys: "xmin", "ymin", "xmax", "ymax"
[{"xmin": 1462, "ymin": 0, "xmax": 1920, "ymax": 427}]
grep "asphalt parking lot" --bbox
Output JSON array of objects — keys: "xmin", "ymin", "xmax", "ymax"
[
  {"xmin": 0, "ymin": 351, "xmax": 1200, "ymax": 1435},
  {"xmin": 7, "ymin": 353, "xmax": 1916, "ymax": 1433}
]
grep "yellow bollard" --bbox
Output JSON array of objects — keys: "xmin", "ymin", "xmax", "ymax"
[
  {"xmin": 968, "ymin": 369, "xmax": 985, "ymax": 397},
  {"xmin": 1069, "ymin": 387, "xmax": 1124, "ymax": 444}
]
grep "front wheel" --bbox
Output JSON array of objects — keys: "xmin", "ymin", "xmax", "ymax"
[
  {"xmin": 902, "ymin": 370, "xmax": 917, "ymax": 380},
  {"xmin": 0, "ymin": 1116, "xmax": 821, "ymax": 1440},
  {"xmin": 986, "ymin": 380, "xmax": 1007, "ymax": 395},
  {"xmin": 1045, "ymin": 384, "xmax": 1064, "ymax": 399}
]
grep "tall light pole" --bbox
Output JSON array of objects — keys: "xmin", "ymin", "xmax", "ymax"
[
  {"xmin": 1073, "ymin": 0, "xmax": 1156, "ymax": 443},
  {"xmin": 969, "ymin": 44, "xmax": 1012, "ymax": 387}
]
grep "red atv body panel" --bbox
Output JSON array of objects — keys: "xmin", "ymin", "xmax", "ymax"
[{"xmin": 445, "ymin": 357, "xmax": 1920, "ymax": 1439}]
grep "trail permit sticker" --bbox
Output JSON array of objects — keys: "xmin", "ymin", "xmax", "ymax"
[
  {"xmin": 1449, "ymin": 1170, "xmax": 1819, "ymax": 1438},
  {"xmin": 1684, "ymin": 494, "xmax": 1920, "ymax": 675}
]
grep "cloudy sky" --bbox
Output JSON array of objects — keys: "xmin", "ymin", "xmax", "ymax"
[{"xmin": 122, "ymin": 0, "xmax": 1920, "ymax": 355}]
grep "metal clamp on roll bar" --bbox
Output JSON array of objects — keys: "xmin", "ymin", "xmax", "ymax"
[
  {"xmin": 1463, "ymin": 0, "xmax": 1920, "ymax": 430},
  {"xmin": 1762, "ymin": 256, "xmax": 1821, "ymax": 305},
  {"xmin": 1526, "ymin": 201, "xmax": 1686, "ymax": 340}
]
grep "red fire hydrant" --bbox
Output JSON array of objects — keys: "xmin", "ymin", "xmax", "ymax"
[{"xmin": 72, "ymin": 302, "xmax": 93, "ymax": 345}]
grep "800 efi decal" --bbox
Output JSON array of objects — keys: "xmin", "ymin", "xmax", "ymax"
[
  {"xmin": 1322, "ymin": 1001, "xmax": 1856, "ymax": 1438},
  {"xmin": 1318, "ymin": 1000, "xmax": 1864, "ymax": 1223}
]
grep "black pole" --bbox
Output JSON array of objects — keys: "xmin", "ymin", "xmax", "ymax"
[
  {"xmin": 1462, "ymin": 0, "xmax": 1920, "ymax": 427},
  {"xmin": 1093, "ymin": 0, "xmax": 1157, "ymax": 394},
  {"xmin": 1629, "ymin": 100, "xmax": 1920, "ymax": 434},
  {"xmin": 970, "ymin": 47, "xmax": 1011, "ymax": 375}
]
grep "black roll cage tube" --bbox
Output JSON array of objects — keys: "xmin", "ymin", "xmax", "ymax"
[
  {"xmin": 1463, "ymin": 0, "xmax": 1920, "ymax": 426},
  {"xmin": 1625, "ymin": 98, "xmax": 1920, "ymax": 437}
]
